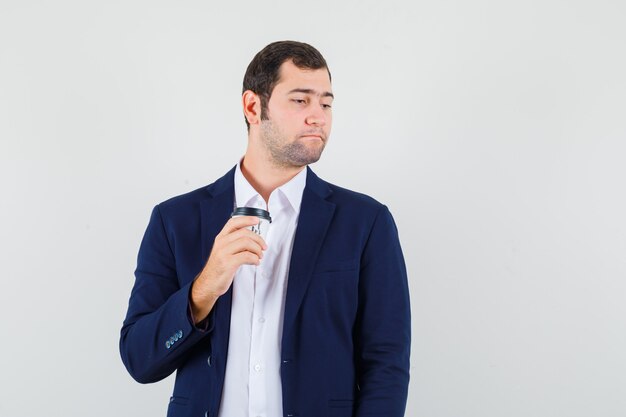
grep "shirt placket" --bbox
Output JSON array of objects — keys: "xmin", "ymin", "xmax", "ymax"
[{"xmin": 248, "ymin": 214, "xmax": 275, "ymax": 417}]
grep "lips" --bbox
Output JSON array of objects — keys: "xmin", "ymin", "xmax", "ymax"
[{"xmin": 299, "ymin": 133, "xmax": 325, "ymax": 141}]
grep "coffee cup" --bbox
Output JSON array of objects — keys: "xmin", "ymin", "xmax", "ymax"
[{"xmin": 231, "ymin": 207, "xmax": 271, "ymax": 240}]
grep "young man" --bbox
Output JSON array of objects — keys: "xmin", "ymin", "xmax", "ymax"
[{"xmin": 120, "ymin": 41, "xmax": 411, "ymax": 417}]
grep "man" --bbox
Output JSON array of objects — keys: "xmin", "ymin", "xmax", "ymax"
[{"xmin": 120, "ymin": 40, "xmax": 410, "ymax": 417}]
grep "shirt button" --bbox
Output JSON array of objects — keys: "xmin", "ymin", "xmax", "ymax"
[
  {"xmin": 258, "ymin": 317, "xmax": 265, "ymax": 323},
  {"xmin": 254, "ymin": 364, "xmax": 262, "ymax": 372}
]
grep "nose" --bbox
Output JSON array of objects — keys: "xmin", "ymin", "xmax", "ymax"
[{"xmin": 305, "ymin": 104, "xmax": 327, "ymax": 127}]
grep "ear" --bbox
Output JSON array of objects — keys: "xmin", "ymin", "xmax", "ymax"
[{"xmin": 242, "ymin": 90, "xmax": 262, "ymax": 126}]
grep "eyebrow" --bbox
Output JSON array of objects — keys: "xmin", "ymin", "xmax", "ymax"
[{"xmin": 287, "ymin": 88, "xmax": 334, "ymax": 99}]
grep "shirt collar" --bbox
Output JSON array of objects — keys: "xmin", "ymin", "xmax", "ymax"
[{"xmin": 234, "ymin": 158, "xmax": 307, "ymax": 216}]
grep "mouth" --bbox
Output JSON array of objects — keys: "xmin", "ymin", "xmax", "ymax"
[{"xmin": 300, "ymin": 134, "xmax": 324, "ymax": 141}]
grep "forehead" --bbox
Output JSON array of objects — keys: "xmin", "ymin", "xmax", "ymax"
[{"xmin": 273, "ymin": 60, "xmax": 332, "ymax": 93}]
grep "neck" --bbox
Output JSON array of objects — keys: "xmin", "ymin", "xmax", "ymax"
[{"xmin": 240, "ymin": 151, "xmax": 305, "ymax": 203}]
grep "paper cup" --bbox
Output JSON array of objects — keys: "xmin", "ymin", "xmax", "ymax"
[{"xmin": 231, "ymin": 207, "xmax": 271, "ymax": 240}]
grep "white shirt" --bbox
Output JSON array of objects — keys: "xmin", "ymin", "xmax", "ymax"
[{"xmin": 217, "ymin": 160, "xmax": 307, "ymax": 417}]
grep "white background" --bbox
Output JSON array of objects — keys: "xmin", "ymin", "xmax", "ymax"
[{"xmin": 1, "ymin": 1, "xmax": 625, "ymax": 416}]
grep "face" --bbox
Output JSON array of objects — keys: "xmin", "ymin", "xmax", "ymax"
[{"xmin": 259, "ymin": 60, "xmax": 333, "ymax": 168}]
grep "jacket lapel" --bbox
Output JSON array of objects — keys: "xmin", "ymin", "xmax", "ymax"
[
  {"xmin": 200, "ymin": 166, "xmax": 236, "ymax": 263},
  {"xmin": 200, "ymin": 167, "xmax": 236, "ymax": 360},
  {"xmin": 282, "ymin": 167, "xmax": 336, "ymax": 337}
]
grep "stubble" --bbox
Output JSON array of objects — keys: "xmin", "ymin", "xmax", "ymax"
[{"xmin": 260, "ymin": 118, "xmax": 326, "ymax": 168}]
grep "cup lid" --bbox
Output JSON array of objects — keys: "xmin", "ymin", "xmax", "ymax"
[{"xmin": 231, "ymin": 207, "xmax": 272, "ymax": 222}]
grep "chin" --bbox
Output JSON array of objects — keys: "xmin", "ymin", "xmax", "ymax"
[{"xmin": 291, "ymin": 152, "xmax": 322, "ymax": 167}]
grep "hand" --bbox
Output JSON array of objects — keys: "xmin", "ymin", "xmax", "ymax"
[{"xmin": 190, "ymin": 216, "xmax": 267, "ymax": 323}]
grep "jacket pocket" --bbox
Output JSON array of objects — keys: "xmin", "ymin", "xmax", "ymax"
[
  {"xmin": 166, "ymin": 396, "xmax": 190, "ymax": 417},
  {"xmin": 168, "ymin": 395, "xmax": 189, "ymax": 405}
]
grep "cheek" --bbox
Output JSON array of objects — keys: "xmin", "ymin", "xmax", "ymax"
[
  {"xmin": 284, "ymin": 112, "xmax": 309, "ymax": 132},
  {"xmin": 276, "ymin": 108, "xmax": 302, "ymax": 124}
]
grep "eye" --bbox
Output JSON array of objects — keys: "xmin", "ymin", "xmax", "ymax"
[
  {"xmin": 322, "ymin": 104, "xmax": 332, "ymax": 109},
  {"xmin": 292, "ymin": 99, "xmax": 307, "ymax": 104}
]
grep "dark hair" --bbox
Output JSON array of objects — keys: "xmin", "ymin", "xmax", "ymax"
[{"xmin": 242, "ymin": 40, "xmax": 331, "ymax": 130}]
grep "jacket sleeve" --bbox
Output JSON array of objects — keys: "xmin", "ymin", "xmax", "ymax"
[
  {"xmin": 119, "ymin": 204, "xmax": 214, "ymax": 383},
  {"xmin": 355, "ymin": 205, "xmax": 411, "ymax": 416}
]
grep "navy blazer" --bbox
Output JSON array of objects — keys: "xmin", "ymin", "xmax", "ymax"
[{"xmin": 120, "ymin": 166, "xmax": 411, "ymax": 417}]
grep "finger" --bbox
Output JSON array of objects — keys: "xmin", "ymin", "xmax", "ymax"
[
  {"xmin": 220, "ymin": 227, "xmax": 268, "ymax": 250},
  {"xmin": 223, "ymin": 237, "xmax": 266, "ymax": 259},
  {"xmin": 230, "ymin": 251, "xmax": 262, "ymax": 268},
  {"xmin": 220, "ymin": 216, "xmax": 261, "ymax": 235}
]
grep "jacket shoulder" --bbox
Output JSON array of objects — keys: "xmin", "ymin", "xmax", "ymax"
[
  {"xmin": 326, "ymin": 181, "xmax": 383, "ymax": 207},
  {"xmin": 156, "ymin": 166, "xmax": 235, "ymax": 214},
  {"xmin": 158, "ymin": 185, "xmax": 213, "ymax": 211}
]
